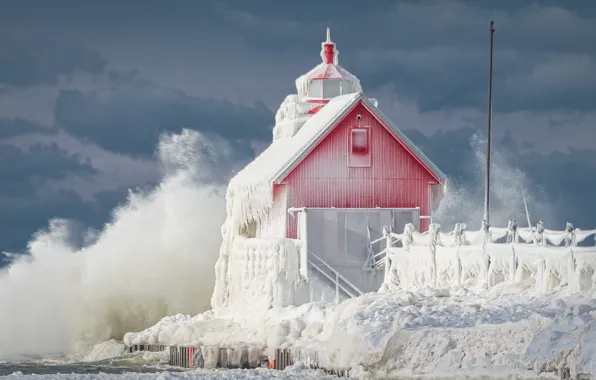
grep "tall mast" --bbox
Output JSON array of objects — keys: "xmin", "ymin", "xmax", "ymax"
[{"xmin": 484, "ymin": 20, "xmax": 495, "ymax": 229}]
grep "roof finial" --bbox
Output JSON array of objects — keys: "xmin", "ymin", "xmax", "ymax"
[{"xmin": 322, "ymin": 27, "xmax": 335, "ymax": 64}]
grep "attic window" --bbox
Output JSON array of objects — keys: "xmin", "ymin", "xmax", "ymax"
[{"xmin": 351, "ymin": 129, "xmax": 368, "ymax": 154}]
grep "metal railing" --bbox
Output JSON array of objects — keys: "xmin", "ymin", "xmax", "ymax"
[{"xmin": 307, "ymin": 250, "xmax": 364, "ymax": 302}]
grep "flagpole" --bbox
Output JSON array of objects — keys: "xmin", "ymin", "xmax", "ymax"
[{"xmin": 483, "ymin": 20, "xmax": 495, "ymax": 230}]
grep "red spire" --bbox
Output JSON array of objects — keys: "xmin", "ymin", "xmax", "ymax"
[{"xmin": 323, "ymin": 27, "xmax": 335, "ymax": 64}]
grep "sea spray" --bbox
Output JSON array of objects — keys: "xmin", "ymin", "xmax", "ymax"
[{"xmin": 0, "ymin": 129, "xmax": 226, "ymax": 360}]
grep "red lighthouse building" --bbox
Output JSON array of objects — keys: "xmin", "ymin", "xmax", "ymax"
[{"xmin": 220, "ymin": 29, "xmax": 446, "ymax": 302}]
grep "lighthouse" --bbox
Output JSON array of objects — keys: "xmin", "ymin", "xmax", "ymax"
[{"xmin": 212, "ymin": 29, "xmax": 447, "ymax": 312}]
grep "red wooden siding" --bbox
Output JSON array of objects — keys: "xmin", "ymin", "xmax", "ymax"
[{"xmin": 280, "ymin": 101, "xmax": 436, "ymax": 238}]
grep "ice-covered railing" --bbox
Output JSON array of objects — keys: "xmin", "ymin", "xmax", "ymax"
[{"xmin": 378, "ymin": 221, "xmax": 596, "ymax": 294}]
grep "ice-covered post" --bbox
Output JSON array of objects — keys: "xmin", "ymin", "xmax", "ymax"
[
  {"xmin": 453, "ymin": 223, "xmax": 466, "ymax": 285},
  {"xmin": 429, "ymin": 223, "xmax": 441, "ymax": 288},
  {"xmin": 565, "ymin": 221, "xmax": 577, "ymax": 290},
  {"xmin": 383, "ymin": 226, "xmax": 392, "ymax": 280},
  {"xmin": 564, "ymin": 221, "xmax": 576, "ymax": 247},
  {"xmin": 536, "ymin": 220, "xmax": 545, "ymax": 247},
  {"xmin": 482, "ymin": 219, "xmax": 491, "ymax": 281},
  {"xmin": 507, "ymin": 219, "xmax": 518, "ymax": 283},
  {"xmin": 402, "ymin": 223, "xmax": 415, "ymax": 249},
  {"xmin": 507, "ymin": 219, "xmax": 518, "ymax": 243},
  {"xmin": 534, "ymin": 220, "xmax": 547, "ymax": 293}
]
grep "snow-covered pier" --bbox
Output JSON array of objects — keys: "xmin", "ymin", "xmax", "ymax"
[{"xmin": 381, "ymin": 221, "xmax": 596, "ymax": 293}]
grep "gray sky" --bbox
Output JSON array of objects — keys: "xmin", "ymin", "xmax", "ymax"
[{"xmin": 0, "ymin": 0, "xmax": 595, "ymax": 253}]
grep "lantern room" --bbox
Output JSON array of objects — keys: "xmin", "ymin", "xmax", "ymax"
[{"xmin": 295, "ymin": 28, "xmax": 362, "ymax": 112}]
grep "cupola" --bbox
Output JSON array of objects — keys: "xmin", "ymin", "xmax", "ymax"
[{"xmin": 295, "ymin": 28, "xmax": 362, "ymax": 113}]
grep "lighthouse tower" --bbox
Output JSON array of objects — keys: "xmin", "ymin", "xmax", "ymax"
[
  {"xmin": 295, "ymin": 28, "xmax": 362, "ymax": 114},
  {"xmin": 212, "ymin": 28, "xmax": 446, "ymax": 312}
]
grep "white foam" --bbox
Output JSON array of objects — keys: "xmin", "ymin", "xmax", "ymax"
[{"xmin": 0, "ymin": 129, "xmax": 225, "ymax": 360}]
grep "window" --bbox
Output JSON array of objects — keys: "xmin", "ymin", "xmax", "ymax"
[
  {"xmin": 348, "ymin": 128, "xmax": 371, "ymax": 167},
  {"xmin": 323, "ymin": 79, "xmax": 341, "ymax": 98},
  {"xmin": 341, "ymin": 80, "xmax": 353, "ymax": 94},
  {"xmin": 308, "ymin": 80, "xmax": 323, "ymax": 98},
  {"xmin": 351, "ymin": 129, "xmax": 368, "ymax": 154}
]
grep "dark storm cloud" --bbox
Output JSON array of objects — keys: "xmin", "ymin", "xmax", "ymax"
[
  {"xmin": 0, "ymin": 190, "xmax": 111, "ymax": 254},
  {"xmin": 0, "ymin": 118, "xmax": 54, "ymax": 139},
  {"xmin": 54, "ymin": 77, "xmax": 274, "ymax": 157},
  {"xmin": 217, "ymin": 0, "xmax": 596, "ymax": 113},
  {"xmin": 0, "ymin": 41, "xmax": 106, "ymax": 87},
  {"xmin": 0, "ymin": 142, "xmax": 100, "ymax": 253},
  {"xmin": 0, "ymin": 142, "xmax": 96, "ymax": 197}
]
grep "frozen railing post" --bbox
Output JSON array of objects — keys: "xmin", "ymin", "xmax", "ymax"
[
  {"xmin": 453, "ymin": 223, "xmax": 466, "ymax": 246},
  {"xmin": 453, "ymin": 223, "xmax": 465, "ymax": 285},
  {"xmin": 534, "ymin": 220, "xmax": 548, "ymax": 294},
  {"xmin": 429, "ymin": 223, "xmax": 441, "ymax": 288},
  {"xmin": 565, "ymin": 221, "xmax": 577, "ymax": 290},
  {"xmin": 536, "ymin": 220, "xmax": 545, "ymax": 247},
  {"xmin": 402, "ymin": 223, "xmax": 414, "ymax": 248},
  {"xmin": 482, "ymin": 219, "xmax": 491, "ymax": 280},
  {"xmin": 564, "ymin": 221, "xmax": 576, "ymax": 247},
  {"xmin": 507, "ymin": 219, "xmax": 518, "ymax": 243},
  {"xmin": 383, "ymin": 226, "xmax": 392, "ymax": 279},
  {"xmin": 507, "ymin": 219, "xmax": 518, "ymax": 283}
]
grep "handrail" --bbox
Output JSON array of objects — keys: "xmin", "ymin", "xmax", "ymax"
[
  {"xmin": 308, "ymin": 260, "xmax": 358, "ymax": 298},
  {"xmin": 308, "ymin": 250, "xmax": 364, "ymax": 297}
]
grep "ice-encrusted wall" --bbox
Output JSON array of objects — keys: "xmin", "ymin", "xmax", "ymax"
[
  {"xmin": 381, "ymin": 222, "xmax": 596, "ymax": 294},
  {"xmin": 214, "ymin": 236, "xmax": 303, "ymax": 317}
]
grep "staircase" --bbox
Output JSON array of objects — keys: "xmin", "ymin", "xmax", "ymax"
[{"xmin": 307, "ymin": 250, "xmax": 364, "ymax": 302}]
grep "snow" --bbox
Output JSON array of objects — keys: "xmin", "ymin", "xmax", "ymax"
[
  {"xmin": 131, "ymin": 212, "xmax": 596, "ymax": 379},
  {"xmin": 125, "ymin": 281, "xmax": 596, "ymax": 378}
]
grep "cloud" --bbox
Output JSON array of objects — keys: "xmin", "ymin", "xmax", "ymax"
[
  {"xmin": 0, "ymin": 142, "xmax": 96, "ymax": 197},
  {"xmin": 0, "ymin": 118, "xmax": 54, "ymax": 139},
  {"xmin": 0, "ymin": 40, "xmax": 106, "ymax": 87},
  {"xmin": 404, "ymin": 127, "xmax": 596, "ymax": 229},
  {"xmin": 54, "ymin": 78, "xmax": 274, "ymax": 158},
  {"xmin": 0, "ymin": 142, "xmax": 101, "ymax": 253}
]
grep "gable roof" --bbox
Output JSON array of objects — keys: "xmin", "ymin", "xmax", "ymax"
[
  {"xmin": 226, "ymin": 92, "xmax": 446, "ymax": 228},
  {"xmin": 230, "ymin": 92, "xmax": 446, "ymax": 191}
]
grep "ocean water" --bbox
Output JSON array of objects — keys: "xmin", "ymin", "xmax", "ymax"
[{"xmin": 0, "ymin": 362, "xmax": 180, "ymax": 376}]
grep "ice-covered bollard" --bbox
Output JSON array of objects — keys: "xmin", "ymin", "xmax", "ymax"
[
  {"xmin": 429, "ymin": 223, "xmax": 441, "ymax": 247},
  {"xmin": 564, "ymin": 221, "xmax": 576, "ymax": 247},
  {"xmin": 536, "ymin": 220, "xmax": 546, "ymax": 246},
  {"xmin": 507, "ymin": 219, "xmax": 518, "ymax": 243},
  {"xmin": 429, "ymin": 223, "xmax": 441, "ymax": 288},
  {"xmin": 402, "ymin": 223, "xmax": 415, "ymax": 248},
  {"xmin": 453, "ymin": 223, "xmax": 466, "ymax": 246}
]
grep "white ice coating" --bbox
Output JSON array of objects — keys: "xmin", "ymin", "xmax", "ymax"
[
  {"xmin": 383, "ymin": 223, "xmax": 596, "ymax": 294},
  {"xmin": 212, "ymin": 93, "xmax": 362, "ymax": 313},
  {"xmin": 211, "ymin": 32, "xmax": 367, "ymax": 314}
]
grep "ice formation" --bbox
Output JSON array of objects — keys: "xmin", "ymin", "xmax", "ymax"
[
  {"xmin": 383, "ymin": 222, "xmax": 596, "ymax": 294},
  {"xmin": 212, "ymin": 31, "xmax": 365, "ymax": 314}
]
